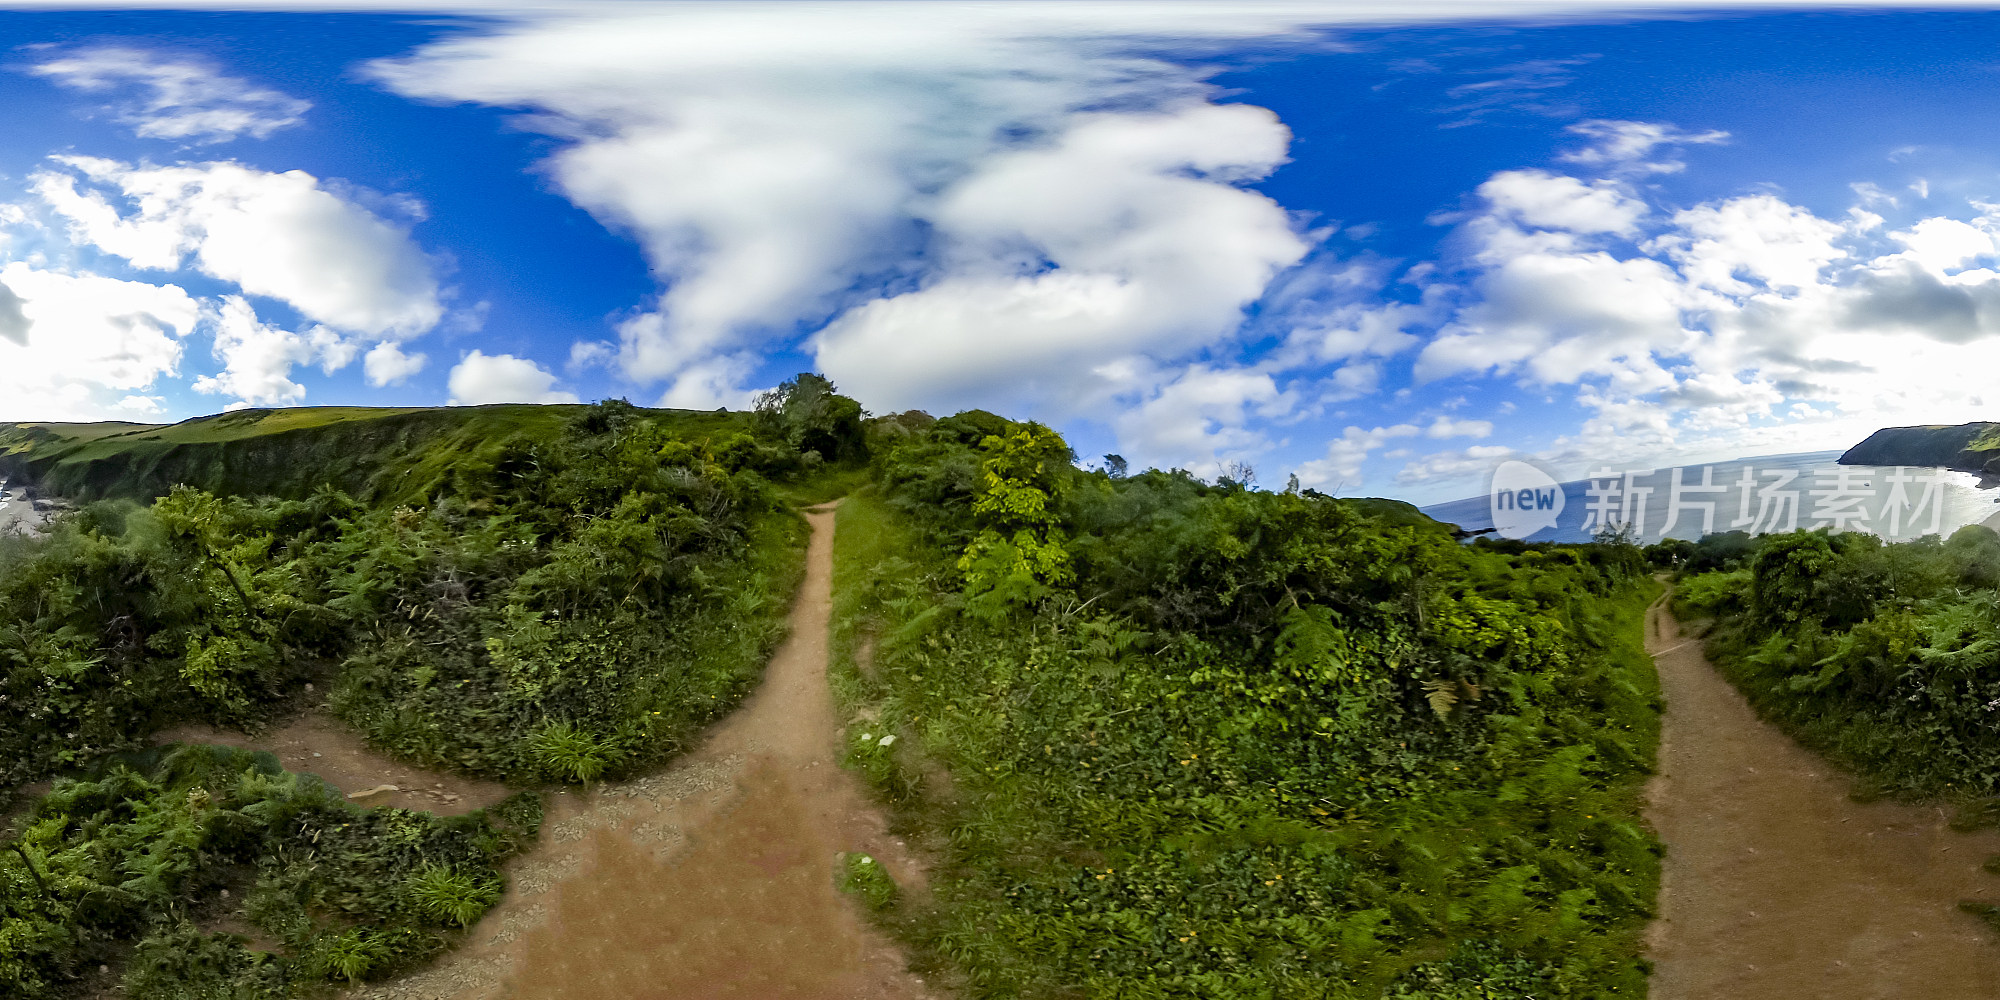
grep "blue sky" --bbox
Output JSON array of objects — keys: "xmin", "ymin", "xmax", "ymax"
[{"xmin": 9, "ymin": 4, "xmax": 2000, "ymax": 504}]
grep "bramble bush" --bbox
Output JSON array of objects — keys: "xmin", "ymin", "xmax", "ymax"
[
  {"xmin": 0, "ymin": 486, "xmax": 355, "ymax": 803},
  {"xmin": 832, "ymin": 415, "xmax": 1663, "ymax": 998}
]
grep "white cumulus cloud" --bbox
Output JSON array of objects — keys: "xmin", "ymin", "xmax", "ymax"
[
  {"xmin": 1889, "ymin": 216, "xmax": 1998, "ymax": 273},
  {"xmin": 1295, "ymin": 423, "xmax": 1420, "ymax": 490},
  {"xmin": 1418, "ymin": 236, "xmax": 1689, "ymax": 385},
  {"xmin": 33, "ymin": 156, "xmax": 443, "ymax": 340},
  {"xmin": 187, "ymin": 297, "xmax": 362, "ymax": 408},
  {"xmin": 1110, "ymin": 364, "xmax": 1294, "ymax": 475},
  {"xmin": 447, "ymin": 350, "xmax": 579, "ymax": 405},
  {"xmin": 363, "ymin": 341, "xmax": 428, "ymax": 387},
  {"xmin": 1651, "ymin": 194, "xmax": 1846, "ymax": 295},
  {"xmin": 1477, "ymin": 169, "xmax": 1646, "ymax": 236},
  {"xmin": 1398, "ymin": 155, "xmax": 2000, "ymax": 501},
  {"xmin": 0, "ymin": 263, "xmax": 199, "ymax": 420},
  {"xmin": 815, "ymin": 103, "xmax": 1306, "ymax": 414},
  {"xmin": 190, "ymin": 296, "xmax": 315, "ymax": 406}
]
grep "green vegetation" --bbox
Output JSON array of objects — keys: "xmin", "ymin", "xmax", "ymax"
[
  {"xmin": 0, "ymin": 379, "xmax": 1682, "ymax": 997},
  {"xmin": 0, "ymin": 382, "xmax": 865, "ymax": 996},
  {"xmin": 831, "ymin": 413, "xmax": 1665, "ymax": 998},
  {"xmin": 0, "ymin": 744, "xmax": 539, "ymax": 999},
  {"xmin": 836, "ymin": 851, "xmax": 901, "ymax": 912},
  {"xmin": 1671, "ymin": 523, "xmax": 2000, "ymax": 804},
  {"xmin": 0, "ymin": 399, "xmax": 814, "ymax": 801}
]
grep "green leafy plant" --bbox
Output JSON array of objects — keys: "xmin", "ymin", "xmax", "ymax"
[
  {"xmin": 529, "ymin": 721, "xmax": 619, "ymax": 784},
  {"xmin": 0, "ymin": 385, "xmax": 867, "ymax": 998},
  {"xmin": 958, "ymin": 422, "xmax": 1076, "ymax": 616},
  {"xmin": 836, "ymin": 852, "xmax": 899, "ymax": 912},
  {"xmin": 0, "ymin": 745, "xmax": 541, "ymax": 999},
  {"xmin": 307, "ymin": 928, "xmax": 389, "ymax": 984},
  {"xmin": 406, "ymin": 865, "xmax": 502, "ymax": 927}
]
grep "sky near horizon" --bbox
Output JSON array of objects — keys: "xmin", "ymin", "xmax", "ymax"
[{"xmin": 8, "ymin": 4, "xmax": 2000, "ymax": 504}]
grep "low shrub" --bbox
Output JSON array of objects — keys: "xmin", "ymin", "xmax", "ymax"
[{"xmin": 0, "ymin": 744, "xmax": 539, "ymax": 999}]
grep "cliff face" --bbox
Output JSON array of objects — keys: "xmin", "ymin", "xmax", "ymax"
[{"xmin": 1839, "ymin": 422, "xmax": 2000, "ymax": 475}]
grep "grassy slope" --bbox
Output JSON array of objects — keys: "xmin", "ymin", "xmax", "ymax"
[
  {"xmin": 829, "ymin": 489, "xmax": 1664, "ymax": 998},
  {"xmin": 0, "ymin": 404, "xmax": 753, "ymax": 504}
]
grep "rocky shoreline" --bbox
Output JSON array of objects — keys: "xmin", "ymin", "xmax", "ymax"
[{"xmin": 0, "ymin": 479, "xmax": 63, "ymax": 536}]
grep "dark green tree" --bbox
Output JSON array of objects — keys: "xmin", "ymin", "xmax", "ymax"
[{"xmin": 753, "ymin": 373, "xmax": 865, "ymax": 462}]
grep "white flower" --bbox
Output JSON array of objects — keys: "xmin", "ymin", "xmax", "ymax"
[
  {"xmin": 858, "ymin": 856, "xmax": 873, "ymax": 865},
  {"xmin": 878, "ymin": 734, "xmax": 896, "ymax": 747},
  {"xmin": 859, "ymin": 732, "xmax": 873, "ymax": 741}
]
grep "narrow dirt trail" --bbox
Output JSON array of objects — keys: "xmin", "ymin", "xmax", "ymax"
[
  {"xmin": 1644, "ymin": 592, "xmax": 2000, "ymax": 998},
  {"xmin": 155, "ymin": 713, "xmax": 513, "ymax": 817},
  {"xmin": 363, "ymin": 503, "xmax": 936, "ymax": 1000}
]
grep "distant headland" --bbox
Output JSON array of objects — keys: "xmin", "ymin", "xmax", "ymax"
[{"xmin": 1839, "ymin": 422, "xmax": 2000, "ymax": 476}]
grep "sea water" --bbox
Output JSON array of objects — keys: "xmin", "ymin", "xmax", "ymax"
[{"xmin": 1417, "ymin": 451, "xmax": 2000, "ymax": 545}]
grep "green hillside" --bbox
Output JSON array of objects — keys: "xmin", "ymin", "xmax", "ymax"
[
  {"xmin": 0, "ymin": 392, "xmax": 856, "ymax": 806},
  {"xmin": 0, "ymin": 404, "xmax": 751, "ymax": 504}
]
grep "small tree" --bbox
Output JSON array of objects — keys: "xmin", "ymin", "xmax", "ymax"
[
  {"xmin": 752, "ymin": 373, "xmax": 865, "ymax": 461},
  {"xmin": 1749, "ymin": 530, "xmax": 1835, "ymax": 626},
  {"xmin": 959, "ymin": 423, "xmax": 1075, "ymax": 616}
]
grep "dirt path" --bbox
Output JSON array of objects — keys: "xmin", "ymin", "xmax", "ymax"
[
  {"xmin": 155, "ymin": 713, "xmax": 513, "ymax": 817},
  {"xmin": 1644, "ymin": 592, "xmax": 2000, "ymax": 998},
  {"xmin": 361, "ymin": 503, "xmax": 937, "ymax": 1000}
]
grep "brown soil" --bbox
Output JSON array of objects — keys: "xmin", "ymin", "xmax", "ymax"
[
  {"xmin": 358, "ymin": 503, "xmax": 936, "ymax": 1000},
  {"xmin": 1, "ymin": 780, "xmax": 52, "ymax": 837},
  {"xmin": 155, "ymin": 712, "xmax": 512, "ymax": 817},
  {"xmin": 1644, "ymin": 592, "xmax": 2000, "ymax": 998},
  {"xmin": 208, "ymin": 910, "xmax": 283, "ymax": 955}
]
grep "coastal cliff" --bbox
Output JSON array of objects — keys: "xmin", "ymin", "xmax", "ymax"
[{"xmin": 1839, "ymin": 422, "xmax": 2000, "ymax": 475}]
